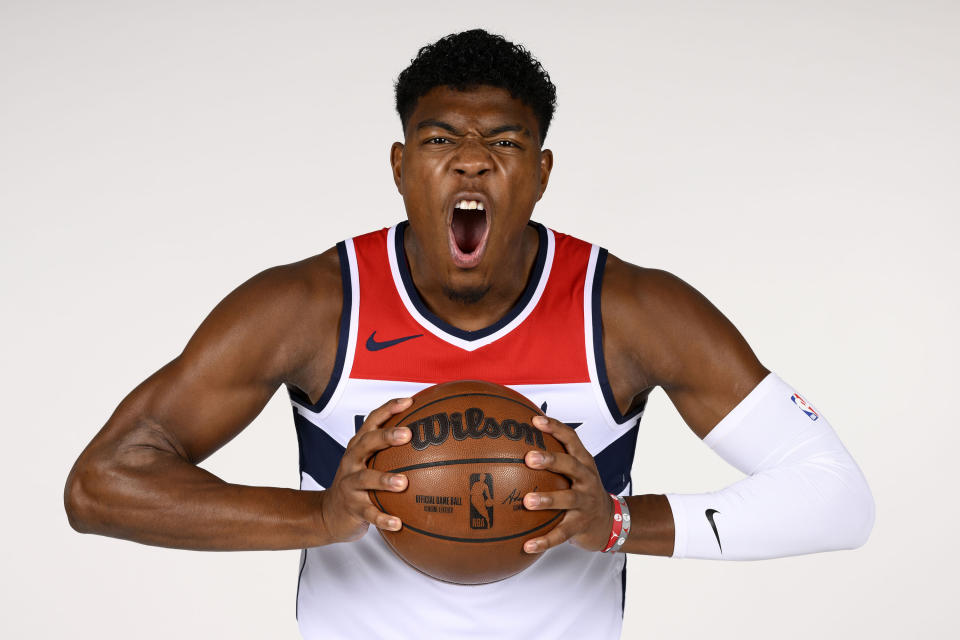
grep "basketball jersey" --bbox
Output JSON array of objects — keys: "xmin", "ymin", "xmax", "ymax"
[{"xmin": 287, "ymin": 221, "xmax": 645, "ymax": 640}]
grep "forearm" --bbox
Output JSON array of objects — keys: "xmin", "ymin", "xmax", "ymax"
[
  {"xmin": 65, "ymin": 447, "xmax": 331, "ymax": 551},
  {"xmin": 620, "ymin": 494, "xmax": 675, "ymax": 557},
  {"xmin": 664, "ymin": 374, "xmax": 874, "ymax": 560}
]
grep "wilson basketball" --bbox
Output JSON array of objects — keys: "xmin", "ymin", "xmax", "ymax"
[{"xmin": 369, "ymin": 380, "xmax": 569, "ymax": 584}]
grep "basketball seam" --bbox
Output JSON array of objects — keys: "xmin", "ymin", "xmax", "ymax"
[
  {"xmin": 385, "ymin": 457, "xmax": 526, "ymax": 473},
  {"xmin": 398, "ymin": 511, "xmax": 564, "ymax": 543}
]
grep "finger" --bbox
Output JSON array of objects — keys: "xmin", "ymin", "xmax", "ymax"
[
  {"xmin": 361, "ymin": 504, "xmax": 402, "ymax": 532},
  {"xmin": 523, "ymin": 522, "xmax": 573, "ymax": 554},
  {"xmin": 525, "ymin": 448, "xmax": 591, "ymax": 483},
  {"xmin": 532, "ymin": 415, "xmax": 591, "ymax": 460},
  {"xmin": 350, "ymin": 423, "xmax": 412, "ymax": 465},
  {"xmin": 346, "ymin": 468, "xmax": 408, "ymax": 492},
  {"xmin": 523, "ymin": 489, "xmax": 578, "ymax": 511},
  {"xmin": 356, "ymin": 397, "xmax": 413, "ymax": 436}
]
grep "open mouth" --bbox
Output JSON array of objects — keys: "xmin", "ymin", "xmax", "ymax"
[{"xmin": 449, "ymin": 198, "xmax": 489, "ymax": 267}]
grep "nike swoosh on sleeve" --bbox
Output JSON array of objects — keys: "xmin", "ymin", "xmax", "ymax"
[{"xmin": 705, "ymin": 509, "xmax": 723, "ymax": 553}]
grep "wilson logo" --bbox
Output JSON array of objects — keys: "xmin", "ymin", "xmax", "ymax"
[{"xmin": 406, "ymin": 408, "xmax": 546, "ymax": 452}]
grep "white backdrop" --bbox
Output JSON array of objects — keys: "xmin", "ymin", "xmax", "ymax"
[{"xmin": 2, "ymin": 1, "xmax": 957, "ymax": 638}]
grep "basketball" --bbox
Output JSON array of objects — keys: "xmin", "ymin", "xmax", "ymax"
[{"xmin": 369, "ymin": 380, "xmax": 569, "ymax": 584}]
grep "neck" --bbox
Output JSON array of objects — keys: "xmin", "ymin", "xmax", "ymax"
[{"xmin": 403, "ymin": 223, "xmax": 541, "ymax": 332}]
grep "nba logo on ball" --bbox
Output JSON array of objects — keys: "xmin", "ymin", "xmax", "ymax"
[
  {"xmin": 469, "ymin": 473, "xmax": 495, "ymax": 529},
  {"xmin": 790, "ymin": 393, "xmax": 819, "ymax": 421}
]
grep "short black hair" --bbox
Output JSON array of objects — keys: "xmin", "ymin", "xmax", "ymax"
[{"xmin": 394, "ymin": 29, "xmax": 557, "ymax": 145}]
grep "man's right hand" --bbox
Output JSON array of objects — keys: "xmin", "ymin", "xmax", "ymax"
[{"xmin": 319, "ymin": 397, "xmax": 413, "ymax": 543}]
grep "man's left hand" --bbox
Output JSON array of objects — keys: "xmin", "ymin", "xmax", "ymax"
[{"xmin": 522, "ymin": 415, "xmax": 614, "ymax": 553}]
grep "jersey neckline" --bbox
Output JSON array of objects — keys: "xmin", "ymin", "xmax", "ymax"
[{"xmin": 389, "ymin": 220, "xmax": 553, "ymax": 349}]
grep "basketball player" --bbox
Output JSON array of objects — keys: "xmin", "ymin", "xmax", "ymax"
[{"xmin": 65, "ymin": 30, "xmax": 874, "ymax": 639}]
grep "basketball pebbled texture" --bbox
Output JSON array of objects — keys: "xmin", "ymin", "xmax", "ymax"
[{"xmin": 369, "ymin": 380, "xmax": 570, "ymax": 585}]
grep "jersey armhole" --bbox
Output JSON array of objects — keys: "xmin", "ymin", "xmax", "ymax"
[
  {"xmin": 586, "ymin": 247, "xmax": 647, "ymax": 426},
  {"xmin": 287, "ymin": 239, "xmax": 357, "ymax": 416}
]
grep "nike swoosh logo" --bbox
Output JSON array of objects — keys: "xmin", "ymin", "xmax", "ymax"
[
  {"xmin": 538, "ymin": 402, "xmax": 581, "ymax": 429},
  {"xmin": 365, "ymin": 331, "xmax": 423, "ymax": 351},
  {"xmin": 705, "ymin": 509, "xmax": 722, "ymax": 553}
]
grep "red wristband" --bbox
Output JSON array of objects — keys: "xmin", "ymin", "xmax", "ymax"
[{"xmin": 600, "ymin": 493, "xmax": 623, "ymax": 553}]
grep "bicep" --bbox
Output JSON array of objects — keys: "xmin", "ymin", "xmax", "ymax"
[
  {"xmin": 606, "ymin": 260, "xmax": 768, "ymax": 439},
  {"xmin": 127, "ymin": 348, "xmax": 280, "ymax": 464},
  {"xmin": 87, "ymin": 261, "xmax": 336, "ymax": 464},
  {"xmin": 659, "ymin": 284, "xmax": 767, "ymax": 438},
  {"xmin": 75, "ymin": 338, "xmax": 279, "ymax": 481},
  {"xmin": 664, "ymin": 354, "xmax": 768, "ymax": 441}
]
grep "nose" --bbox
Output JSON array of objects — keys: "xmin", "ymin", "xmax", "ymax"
[{"xmin": 451, "ymin": 139, "xmax": 492, "ymax": 177}]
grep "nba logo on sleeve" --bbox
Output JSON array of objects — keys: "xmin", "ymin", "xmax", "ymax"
[{"xmin": 790, "ymin": 393, "xmax": 819, "ymax": 421}]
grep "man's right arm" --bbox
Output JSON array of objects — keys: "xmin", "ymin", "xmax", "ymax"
[{"xmin": 64, "ymin": 248, "xmax": 412, "ymax": 550}]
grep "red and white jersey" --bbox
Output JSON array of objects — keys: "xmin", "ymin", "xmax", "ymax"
[{"xmin": 288, "ymin": 222, "xmax": 644, "ymax": 640}]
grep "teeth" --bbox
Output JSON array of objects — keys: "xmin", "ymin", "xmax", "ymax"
[{"xmin": 455, "ymin": 199, "xmax": 485, "ymax": 211}]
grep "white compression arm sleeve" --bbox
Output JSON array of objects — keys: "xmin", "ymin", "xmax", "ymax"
[{"xmin": 665, "ymin": 373, "xmax": 875, "ymax": 560}]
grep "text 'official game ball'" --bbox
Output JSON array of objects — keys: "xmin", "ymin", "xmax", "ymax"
[{"xmin": 369, "ymin": 380, "xmax": 569, "ymax": 584}]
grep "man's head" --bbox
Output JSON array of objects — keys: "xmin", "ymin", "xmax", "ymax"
[
  {"xmin": 390, "ymin": 30, "xmax": 556, "ymax": 310},
  {"xmin": 395, "ymin": 29, "xmax": 557, "ymax": 146}
]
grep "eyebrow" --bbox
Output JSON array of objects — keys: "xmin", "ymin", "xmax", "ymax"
[
  {"xmin": 485, "ymin": 124, "xmax": 530, "ymax": 138},
  {"xmin": 416, "ymin": 119, "xmax": 532, "ymax": 138},
  {"xmin": 416, "ymin": 119, "xmax": 462, "ymax": 135}
]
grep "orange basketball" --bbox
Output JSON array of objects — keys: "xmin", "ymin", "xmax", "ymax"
[{"xmin": 369, "ymin": 380, "xmax": 569, "ymax": 584}]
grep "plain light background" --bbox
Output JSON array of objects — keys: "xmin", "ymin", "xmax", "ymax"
[{"xmin": 2, "ymin": 1, "xmax": 957, "ymax": 637}]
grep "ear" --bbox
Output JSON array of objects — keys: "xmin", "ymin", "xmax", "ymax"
[
  {"xmin": 536, "ymin": 149, "xmax": 554, "ymax": 201},
  {"xmin": 390, "ymin": 142, "xmax": 404, "ymax": 194}
]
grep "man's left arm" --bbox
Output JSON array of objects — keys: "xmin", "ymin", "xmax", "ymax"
[{"xmin": 522, "ymin": 257, "xmax": 874, "ymax": 559}]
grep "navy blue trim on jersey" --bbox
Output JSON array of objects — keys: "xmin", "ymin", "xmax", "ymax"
[
  {"xmin": 394, "ymin": 220, "xmax": 548, "ymax": 341},
  {"xmin": 286, "ymin": 241, "xmax": 353, "ymax": 411},
  {"xmin": 593, "ymin": 418, "xmax": 641, "ymax": 495},
  {"xmin": 592, "ymin": 248, "xmax": 647, "ymax": 424},
  {"xmin": 296, "ymin": 548, "xmax": 307, "ymax": 620},
  {"xmin": 620, "ymin": 561, "xmax": 627, "ymax": 616},
  {"xmin": 293, "ymin": 408, "xmax": 308, "ymax": 478},
  {"xmin": 293, "ymin": 410, "xmax": 347, "ymax": 489}
]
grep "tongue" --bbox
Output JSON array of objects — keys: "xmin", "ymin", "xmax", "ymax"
[{"xmin": 451, "ymin": 209, "xmax": 486, "ymax": 254}]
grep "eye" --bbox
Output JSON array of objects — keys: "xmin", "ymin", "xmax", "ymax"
[
  {"xmin": 492, "ymin": 140, "xmax": 520, "ymax": 148},
  {"xmin": 425, "ymin": 137, "xmax": 452, "ymax": 144}
]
